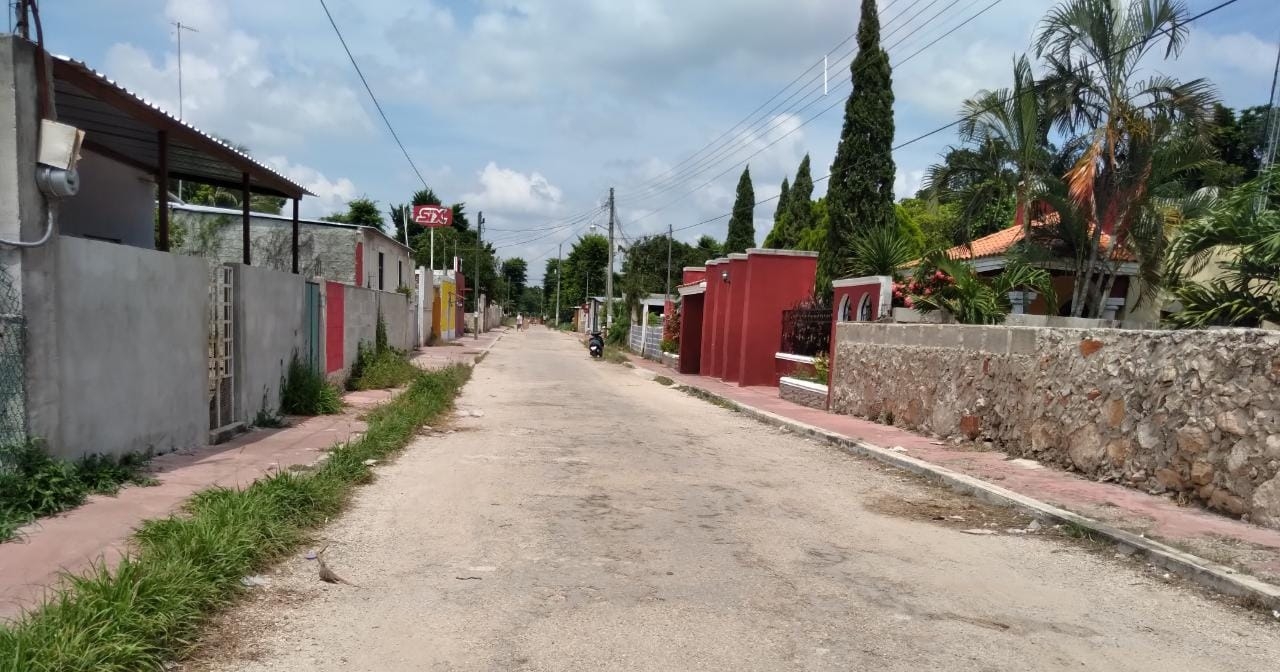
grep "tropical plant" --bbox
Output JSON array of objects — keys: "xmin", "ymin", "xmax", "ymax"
[
  {"xmin": 1034, "ymin": 0, "xmax": 1216, "ymax": 316},
  {"xmin": 1163, "ymin": 168, "xmax": 1280, "ymax": 327},
  {"xmin": 845, "ymin": 224, "xmax": 915, "ymax": 277},
  {"xmin": 907, "ymin": 250, "xmax": 1057, "ymax": 324}
]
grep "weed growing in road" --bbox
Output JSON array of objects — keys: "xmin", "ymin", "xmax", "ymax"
[
  {"xmin": 1060, "ymin": 520, "xmax": 1098, "ymax": 542},
  {"xmin": 0, "ymin": 443, "xmax": 155, "ymax": 542},
  {"xmin": 603, "ymin": 346, "xmax": 629, "ymax": 365},
  {"xmin": 280, "ymin": 355, "xmax": 342, "ymax": 416},
  {"xmin": 653, "ymin": 375, "xmax": 675, "ymax": 386},
  {"xmin": 349, "ymin": 346, "xmax": 419, "ymax": 391},
  {"xmin": 0, "ymin": 365, "xmax": 471, "ymax": 672},
  {"xmin": 678, "ymin": 386, "xmax": 740, "ymax": 412}
]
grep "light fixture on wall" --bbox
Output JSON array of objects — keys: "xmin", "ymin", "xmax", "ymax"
[{"xmin": 721, "ymin": 270, "xmax": 730, "ymax": 283}]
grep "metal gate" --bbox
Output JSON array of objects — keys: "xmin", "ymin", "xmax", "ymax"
[
  {"xmin": 208, "ymin": 265, "xmax": 236, "ymax": 434},
  {"xmin": 304, "ymin": 281, "xmax": 322, "ymax": 372}
]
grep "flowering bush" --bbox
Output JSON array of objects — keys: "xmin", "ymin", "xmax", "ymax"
[{"xmin": 892, "ymin": 269, "xmax": 954, "ymax": 308}]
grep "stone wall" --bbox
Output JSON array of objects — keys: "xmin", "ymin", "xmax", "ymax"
[
  {"xmin": 830, "ymin": 323, "xmax": 1280, "ymax": 528},
  {"xmin": 780, "ymin": 378, "xmax": 828, "ymax": 410}
]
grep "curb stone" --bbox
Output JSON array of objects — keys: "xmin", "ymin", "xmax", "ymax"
[{"xmin": 669, "ymin": 380, "xmax": 1280, "ymax": 612}]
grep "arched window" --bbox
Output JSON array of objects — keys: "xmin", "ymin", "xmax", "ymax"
[
  {"xmin": 857, "ymin": 294, "xmax": 873, "ymax": 321},
  {"xmin": 838, "ymin": 294, "xmax": 853, "ymax": 322}
]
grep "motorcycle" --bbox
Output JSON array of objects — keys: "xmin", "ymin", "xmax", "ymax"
[{"xmin": 588, "ymin": 331, "xmax": 604, "ymax": 358}]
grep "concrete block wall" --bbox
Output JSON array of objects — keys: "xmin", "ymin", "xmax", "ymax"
[
  {"xmin": 42, "ymin": 237, "xmax": 208, "ymax": 460},
  {"xmin": 233, "ymin": 265, "xmax": 308, "ymax": 422},
  {"xmin": 830, "ymin": 322, "xmax": 1280, "ymax": 528}
]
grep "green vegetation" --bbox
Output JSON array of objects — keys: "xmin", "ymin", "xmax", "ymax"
[
  {"xmin": 904, "ymin": 250, "xmax": 1056, "ymax": 325},
  {"xmin": 821, "ymin": 0, "xmax": 897, "ymax": 291},
  {"xmin": 0, "ymin": 366, "xmax": 470, "ymax": 671},
  {"xmin": 723, "ymin": 166, "xmax": 756, "ymax": 254},
  {"xmin": 1, "ymin": 442, "xmax": 155, "ymax": 542},
  {"xmin": 653, "ymin": 375, "xmax": 675, "ymax": 386},
  {"xmin": 348, "ymin": 313, "xmax": 419, "ymax": 391},
  {"xmin": 280, "ymin": 355, "xmax": 342, "ymax": 416}
]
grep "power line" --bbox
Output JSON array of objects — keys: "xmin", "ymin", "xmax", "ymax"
[
  {"xmin": 627, "ymin": 0, "xmax": 1004, "ymax": 227},
  {"xmin": 618, "ymin": 0, "xmax": 938, "ymax": 204},
  {"xmin": 318, "ymin": 0, "xmax": 429, "ymax": 188},
  {"xmin": 617, "ymin": 0, "xmax": 975, "ymax": 208},
  {"xmin": 662, "ymin": 0, "xmax": 1243, "ymax": 239}
]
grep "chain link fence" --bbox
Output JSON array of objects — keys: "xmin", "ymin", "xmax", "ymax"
[{"xmin": 0, "ymin": 266, "xmax": 25, "ymax": 450}]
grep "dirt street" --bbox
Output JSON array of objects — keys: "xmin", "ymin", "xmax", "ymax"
[{"xmin": 185, "ymin": 328, "xmax": 1280, "ymax": 672}]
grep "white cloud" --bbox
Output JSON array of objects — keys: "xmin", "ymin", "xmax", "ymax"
[
  {"xmin": 265, "ymin": 157, "xmax": 358, "ymax": 217},
  {"xmin": 463, "ymin": 163, "xmax": 565, "ymax": 216}
]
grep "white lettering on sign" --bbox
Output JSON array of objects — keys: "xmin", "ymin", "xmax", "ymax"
[{"xmin": 412, "ymin": 204, "xmax": 452, "ymax": 228}]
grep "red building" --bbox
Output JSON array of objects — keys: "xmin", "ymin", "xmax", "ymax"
[{"xmin": 676, "ymin": 249, "xmax": 819, "ymax": 387}]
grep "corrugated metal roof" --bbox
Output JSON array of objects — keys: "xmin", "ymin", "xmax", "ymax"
[{"xmin": 51, "ymin": 55, "xmax": 310, "ymax": 199}]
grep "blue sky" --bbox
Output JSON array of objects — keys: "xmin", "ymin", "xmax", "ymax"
[{"xmin": 34, "ymin": 0, "xmax": 1280, "ymax": 284}]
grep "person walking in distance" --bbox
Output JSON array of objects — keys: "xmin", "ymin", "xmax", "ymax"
[{"xmin": 516, "ymin": 313, "xmax": 523, "ymax": 332}]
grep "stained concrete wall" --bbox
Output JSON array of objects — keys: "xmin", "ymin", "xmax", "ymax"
[
  {"xmin": 233, "ymin": 264, "xmax": 308, "ymax": 422},
  {"xmin": 171, "ymin": 205, "xmax": 358, "ymax": 283},
  {"xmin": 48, "ymin": 236, "xmax": 207, "ymax": 459},
  {"xmin": 830, "ymin": 322, "xmax": 1280, "ymax": 528},
  {"xmin": 340, "ymin": 286, "xmax": 412, "ymax": 377}
]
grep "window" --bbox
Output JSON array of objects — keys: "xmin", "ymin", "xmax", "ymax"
[
  {"xmin": 838, "ymin": 295, "xmax": 853, "ymax": 322},
  {"xmin": 378, "ymin": 252, "xmax": 385, "ymax": 290},
  {"xmin": 857, "ymin": 294, "xmax": 873, "ymax": 321},
  {"xmin": 398, "ymin": 260, "xmax": 403, "ymax": 289}
]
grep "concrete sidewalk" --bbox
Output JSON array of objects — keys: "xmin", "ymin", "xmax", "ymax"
[
  {"xmin": 0, "ymin": 334, "xmax": 500, "ymax": 621},
  {"xmin": 629, "ymin": 356, "xmax": 1280, "ymax": 607}
]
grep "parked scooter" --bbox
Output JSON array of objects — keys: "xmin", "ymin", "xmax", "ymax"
[{"xmin": 588, "ymin": 331, "xmax": 604, "ymax": 358}]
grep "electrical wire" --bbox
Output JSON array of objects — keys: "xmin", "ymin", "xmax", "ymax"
[
  {"xmin": 660, "ymin": 0, "xmax": 1244, "ymax": 239},
  {"xmin": 318, "ymin": 0, "xmax": 429, "ymax": 189},
  {"xmin": 626, "ymin": 0, "xmax": 1004, "ymax": 227}
]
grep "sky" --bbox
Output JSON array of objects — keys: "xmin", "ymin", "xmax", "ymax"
[{"xmin": 33, "ymin": 0, "xmax": 1280, "ymax": 285}]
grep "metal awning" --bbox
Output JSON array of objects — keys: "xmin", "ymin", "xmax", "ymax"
[{"xmin": 50, "ymin": 55, "xmax": 310, "ymax": 199}]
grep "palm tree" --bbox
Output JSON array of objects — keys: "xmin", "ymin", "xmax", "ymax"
[
  {"xmin": 958, "ymin": 55, "xmax": 1051, "ymax": 238},
  {"xmin": 846, "ymin": 224, "xmax": 915, "ymax": 277},
  {"xmin": 1163, "ymin": 168, "xmax": 1280, "ymax": 327},
  {"xmin": 1034, "ymin": 0, "xmax": 1217, "ymax": 316}
]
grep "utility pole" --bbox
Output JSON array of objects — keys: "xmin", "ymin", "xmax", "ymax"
[
  {"xmin": 554, "ymin": 242, "xmax": 562, "ymax": 329},
  {"xmin": 665, "ymin": 222, "xmax": 673, "ymax": 300},
  {"xmin": 474, "ymin": 211, "xmax": 483, "ymax": 340},
  {"xmin": 1258, "ymin": 38, "xmax": 1280, "ymax": 210},
  {"xmin": 605, "ymin": 187, "xmax": 615, "ymax": 332}
]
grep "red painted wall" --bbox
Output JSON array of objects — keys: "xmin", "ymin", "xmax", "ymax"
[
  {"xmin": 700, "ymin": 262, "xmax": 724, "ymax": 376},
  {"xmin": 325, "ymin": 281, "xmax": 345, "ymax": 373},
  {"xmin": 678, "ymin": 293, "xmax": 705, "ymax": 374},
  {"xmin": 774, "ymin": 356, "xmax": 817, "ymax": 381},
  {"xmin": 721, "ymin": 257, "xmax": 749, "ymax": 382},
  {"xmin": 682, "ymin": 268, "xmax": 706, "ymax": 285},
  {"xmin": 831, "ymin": 280, "xmax": 889, "ymax": 325},
  {"xmin": 737, "ymin": 252, "xmax": 818, "ymax": 386},
  {"xmin": 354, "ymin": 242, "xmax": 364, "ymax": 288}
]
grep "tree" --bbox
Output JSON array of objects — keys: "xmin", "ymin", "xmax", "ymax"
[
  {"xmin": 783, "ymin": 154, "xmax": 816, "ymax": 248},
  {"xmin": 1164, "ymin": 168, "xmax": 1280, "ymax": 328},
  {"xmin": 724, "ymin": 166, "xmax": 756, "ymax": 254},
  {"xmin": 621, "ymin": 234, "xmax": 695, "ymax": 295},
  {"xmin": 518, "ymin": 286, "xmax": 543, "ymax": 317},
  {"xmin": 694, "ymin": 235, "xmax": 722, "ymax": 264},
  {"xmin": 323, "ymin": 198, "xmax": 384, "ymax": 228},
  {"xmin": 1186, "ymin": 103, "xmax": 1274, "ymax": 190},
  {"xmin": 1035, "ymin": 0, "xmax": 1216, "ymax": 317},
  {"xmin": 762, "ymin": 177, "xmax": 791, "ymax": 248},
  {"xmin": 561, "ymin": 234, "xmax": 610, "ymax": 313},
  {"xmin": 501, "ymin": 258, "xmax": 529, "ymax": 302},
  {"xmin": 822, "ymin": 0, "xmax": 896, "ymax": 292}
]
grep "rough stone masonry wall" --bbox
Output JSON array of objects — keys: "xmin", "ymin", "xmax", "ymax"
[{"xmin": 830, "ymin": 323, "xmax": 1280, "ymax": 528}]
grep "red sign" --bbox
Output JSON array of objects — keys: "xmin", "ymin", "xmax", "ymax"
[{"xmin": 412, "ymin": 204, "xmax": 452, "ymax": 228}]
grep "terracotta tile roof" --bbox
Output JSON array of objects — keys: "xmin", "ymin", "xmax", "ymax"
[{"xmin": 942, "ymin": 213, "xmax": 1135, "ymax": 263}]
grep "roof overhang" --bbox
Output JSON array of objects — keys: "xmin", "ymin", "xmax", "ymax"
[
  {"xmin": 52, "ymin": 55, "xmax": 310, "ymax": 199},
  {"xmin": 678, "ymin": 281, "xmax": 707, "ymax": 296}
]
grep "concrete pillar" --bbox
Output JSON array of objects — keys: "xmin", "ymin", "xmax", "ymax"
[{"xmin": 0, "ymin": 36, "xmax": 60, "ymax": 451}]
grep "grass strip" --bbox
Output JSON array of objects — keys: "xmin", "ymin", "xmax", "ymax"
[{"xmin": 0, "ymin": 365, "xmax": 470, "ymax": 672}]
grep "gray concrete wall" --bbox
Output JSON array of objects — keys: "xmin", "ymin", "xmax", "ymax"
[
  {"xmin": 233, "ymin": 264, "xmax": 308, "ymax": 422},
  {"xmin": 358, "ymin": 229, "xmax": 413, "ymax": 293},
  {"xmin": 51, "ymin": 236, "xmax": 208, "ymax": 459},
  {"xmin": 58, "ymin": 150, "xmax": 156, "ymax": 248},
  {"xmin": 171, "ymin": 206, "xmax": 359, "ymax": 284},
  {"xmin": 341, "ymin": 286, "xmax": 412, "ymax": 374}
]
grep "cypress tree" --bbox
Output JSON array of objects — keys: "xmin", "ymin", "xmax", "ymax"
[
  {"xmin": 762, "ymin": 177, "xmax": 791, "ymax": 248},
  {"xmin": 723, "ymin": 166, "xmax": 756, "ymax": 254},
  {"xmin": 819, "ymin": 0, "xmax": 896, "ymax": 292},
  {"xmin": 784, "ymin": 154, "xmax": 815, "ymax": 248}
]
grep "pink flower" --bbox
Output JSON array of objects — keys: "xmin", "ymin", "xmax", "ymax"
[
  {"xmin": 904, "ymin": 296, "xmax": 914, "ymax": 308},
  {"xmin": 934, "ymin": 270, "xmax": 946, "ymax": 281},
  {"xmin": 923, "ymin": 287, "xmax": 932, "ymax": 296}
]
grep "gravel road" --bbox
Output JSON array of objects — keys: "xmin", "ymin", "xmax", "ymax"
[{"xmin": 184, "ymin": 327, "xmax": 1280, "ymax": 672}]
